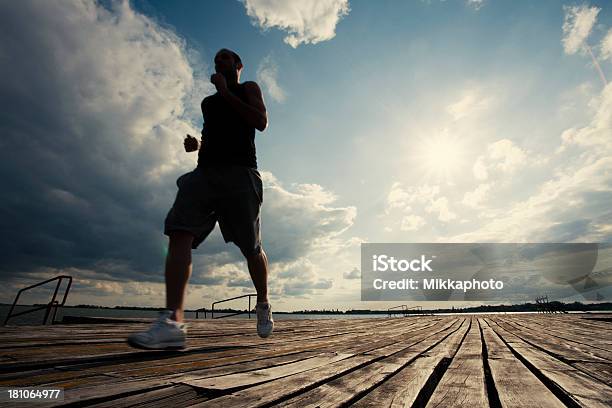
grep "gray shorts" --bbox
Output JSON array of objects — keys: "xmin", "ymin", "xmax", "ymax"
[{"xmin": 164, "ymin": 165, "xmax": 263, "ymax": 257}]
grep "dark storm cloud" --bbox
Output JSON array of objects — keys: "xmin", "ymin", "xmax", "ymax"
[{"xmin": 0, "ymin": 0, "xmax": 208, "ymax": 286}]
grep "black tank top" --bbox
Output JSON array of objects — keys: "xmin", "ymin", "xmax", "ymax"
[{"xmin": 197, "ymin": 83, "xmax": 257, "ymax": 169}]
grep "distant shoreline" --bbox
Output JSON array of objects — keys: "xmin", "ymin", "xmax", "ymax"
[{"xmin": 2, "ymin": 301, "xmax": 611, "ymax": 315}]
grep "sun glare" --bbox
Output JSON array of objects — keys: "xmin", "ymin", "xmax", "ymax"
[{"xmin": 415, "ymin": 132, "xmax": 467, "ymax": 182}]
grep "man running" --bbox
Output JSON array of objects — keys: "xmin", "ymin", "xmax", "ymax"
[{"xmin": 128, "ymin": 48, "xmax": 273, "ymax": 349}]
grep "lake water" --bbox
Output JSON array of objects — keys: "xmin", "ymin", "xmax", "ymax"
[
  {"xmin": 0, "ymin": 305, "xmax": 392, "ymax": 326},
  {"xmin": 2, "ymin": 305, "xmax": 606, "ymax": 326}
]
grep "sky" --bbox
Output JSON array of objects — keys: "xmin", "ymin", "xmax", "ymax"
[{"xmin": 0, "ymin": 0, "xmax": 611, "ymax": 312}]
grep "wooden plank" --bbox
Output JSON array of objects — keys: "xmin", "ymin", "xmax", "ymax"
[
  {"xmin": 171, "ymin": 318, "xmax": 452, "ymax": 384},
  {"xmin": 111, "ymin": 349, "xmax": 322, "ymax": 380},
  {"xmin": 577, "ymin": 315, "xmax": 612, "ymax": 331},
  {"xmin": 63, "ymin": 318, "xmax": 450, "ymax": 406},
  {"xmin": 3, "ymin": 318, "xmax": 449, "ymax": 406},
  {"xmin": 542, "ymin": 315, "xmax": 612, "ymax": 332},
  {"xmin": 497, "ymin": 317, "xmax": 612, "ymax": 361},
  {"xmin": 494, "ymin": 317, "xmax": 612, "ymax": 384},
  {"xmin": 425, "ymin": 318, "xmax": 487, "ymax": 407},
  {"xmin": 173, "ymin": 319, "xmax": 451, "ymax": 391},
  {"xmin": 508, "ymin": 316, "xmax": 612, "ymax": 345},
  {"xmin": 181, "ymin": 352, "xmax": 355, "ymax": 390},
  {"xmin": 0, "ymin": 369, "xmax": 119, "ymax": 388},
  {"xmin": 572, "ymin": 362, "xmax": 612, "ymax": 385},
  {"xmin": 0, "ymin": 318, "xmax": 416, "ymax": 405},
  {"xmin": 186, "ymin": 319, "xmax": 465, "ymax": 407},
  {"xmin": 0, "ymin": 317, "xmax": 419, "ymax": 348},
  {"xmin": 87, "ymin": 384, "xmax": 207, "ymax": 408},
  {"xmin": 481, "ymin": 318, "xmax": 564, "ymax": 408},
  {"xmin": 2, "ymin": 315, "xmax": 609, "ymax": 408},
  {"xmin": 275, "ymin": 360, "xmax": 403, "ymax": 407},
  {"xmin": 188, "ymin": 354, "xmax": 377, "ymax": 408},
  {"xmin": 0, "ymin": 317, "xmax": 405, "ymax": 371},
  {"xmin": 283, "ymin": 319, "xmax": 471, "ymax": 407},
  {"xmin": 0, "ymin": 344, "xmax": 261, "ymax": 376},
  {"xmin": 350, "ymin": 319, "xmax": 470, "ymax": 407},
  {"xmin": 52, "ymin": 378, "xmax": 176, "ymax": 407},
  {"xmin": 487, "ymin": 317, "xmax": 612, "ymax": 408}
]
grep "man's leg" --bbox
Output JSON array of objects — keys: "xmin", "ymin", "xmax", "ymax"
[
  {"xmin": 165, "ymin": 230, "xmax": 194, "ymax": 322},
  {"xmin": 247, "ymin": 247, "xmax": 274, "ymax": 338},
  {"xmin": 127, "ymin": 230, "xmax": 192, "ymax": 349},
  {"xmin": 246, "ymin": 247, "xmax": 269, "ymax": 303}
]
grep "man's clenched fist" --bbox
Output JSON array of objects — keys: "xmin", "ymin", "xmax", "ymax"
[
  {"xmin": 184, "ymin": 134, "xmax": 199, "ymax": 152},
  {"xmin": 210, "ymin": 73, "xmax": 228, "ymax": 93}
]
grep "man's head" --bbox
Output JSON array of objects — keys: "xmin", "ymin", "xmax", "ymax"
[{"xmin": 215, "ymin": 48, "xmax": 243, "ymax": 81}]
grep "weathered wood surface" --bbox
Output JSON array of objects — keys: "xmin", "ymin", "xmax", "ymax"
[{"xmin": 0, "ymin": 314, "xmax": 610, "ymax": 407}]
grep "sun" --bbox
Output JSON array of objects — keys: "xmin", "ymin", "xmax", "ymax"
[{"xmin": 414, "ymin": 131, "xmax": 467, "ymax": 182}]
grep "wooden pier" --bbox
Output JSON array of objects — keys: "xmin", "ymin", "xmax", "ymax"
[{"xmin": 1, "ymin": 314, "xmax": 611, "ymax": 407}]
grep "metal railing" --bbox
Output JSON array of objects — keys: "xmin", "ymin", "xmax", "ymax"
[
  {"xmin": 535, "ymin": 295, "xmax": 564, "ymax": 314},
  {"xmin": 3, "ymin": 275, "xmax": 73, "ymax": 326},
  {"xmin": 194, "ymin": 308, "xmax": 207, "ymax": 319},
  {"xmin": 388, "ymin": 305, "xmax": 407, "ymax": 317},
  {"xmin": 406, "ymin": 306, "xmax": 423, "ymax": 315},
  {"xmin": 211, "ymin": 294, "xmax": 257, "ymax": 319},
  {"xmin": 387, "ymin": 305, "xmax": 423, "ymax": 317}
]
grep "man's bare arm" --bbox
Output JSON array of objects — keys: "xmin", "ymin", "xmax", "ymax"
[
  {"xmin": 221, "ymin": 82, "xmax": 267, "ymax": 131},
  {"xmin": 212, "ymin": 75, "xmax": 268, "ymax": 131}
]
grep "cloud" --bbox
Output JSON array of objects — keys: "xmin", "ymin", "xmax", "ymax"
[
  {"xmin": 472, "ymin": 139, "xmax": 528, "ymax": 181},
  {"xmin": 192, "ymin": 262, "xmax": 249, "ymax": 287},
  {"xmin": 93, "ymin": 280, "xmax": 124, "ymax": 295},
  {"xmin": 259, "ymin": 171, "xmax": 357, "ymax": 263},
  {"xmin": 562, "ymin": 5, "xmax": 600, "ymax": 55},
  {"xmin": 241, "ymin": 0, "xmax": 350, "ymax": 48},
  {"xmin": 384, "ymin": 183, "xmax": 456, "ymax": 224},
  {"xmin": 451, "ymin": 159, "xmax": 612, "ymax": 242},
  {"xmin": 256, "ymin": 54, "xmax": 286, "ymax": 103},
  {"xmin": 600, "ymin": 29, "xmax": 612, "ymax": 61},
  {"xmin": 488, "ymin": 139, "xmax": 528, "ymax": 172},
  {"xmin": 473, "ymin": 156, "xmax": 489, "ymax": 181},
  {"xmin": 560, "ymin": 84, "xmax": 612, "ymax": 149},
  {"xmin": 450, "ymin": 83, "xmax": 612, "ymax": 242},
  {"xmin": 343, "ymin": 267, "xmax": 360, "ymax": 280},
  {"xmin": 425, "ymin": 196, "xmax": 457, "ymax": 222},
  {"xmin": 385, "ymin": 182, "xmax": 413, "ymax": 213},
  {"xmin": 0, "ymin": 0, "xmax": 207, "ymax": 286},
  {"xmin": 448, "ymin": 15, "xmax": 612, "ymax": 244},
  {"xmin": 462, "ymin": 183, "xmax": 491, "ymax": 209},
  {"xmin": 271, "ymin": 258, "xmax": 334, "ymax": 297},
  {"xmin": 557, "ymin": 81, "xmax": 596, "ymax": 118},
  {"xmin": 0, "ymin": 265, "xmax": 170, "ymax": 307},
  {"xmin": 466, "ymin": 0, "xmax": 485, "ymax": 11},
  {"xmin": 401, "ymin": 215, "xmax": 426, "ymax": 231},
  {"xmin": 446, "ymin": 88, "xmax": 496, "ymax": 120}
]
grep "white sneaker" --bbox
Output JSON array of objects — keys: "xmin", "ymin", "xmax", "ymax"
[
  {"xmin": 256, "ymin": 301, "xmax": 274, "ymax": 338},
  {"xmin": 127, "ymin": 310, "xmax": 187, "ymax": 350}
]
